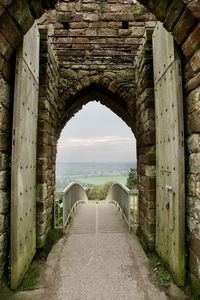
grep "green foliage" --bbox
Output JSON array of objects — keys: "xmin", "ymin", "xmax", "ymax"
[
  {"xmin": 148, "ymin": 254, "xmax": 171, "ymax": 288},
  {"xmin": 20, "ymin": 264, "xmax": 39, "ymax": 290},
  {"xmin": 36, "ymin": 228, "xmax": 63, "ymax": 261},
  {"xmin": 86, "ymin": 181, "xmax": 114, "ymax": 200},
  {"xmin": 78, "ymin": 176, "xmax": 127, "ymax": 186},
  {"xmin": 133, "ymin": 3, "xmax": 146, "ymax": 14},
  {"xmin": 126, "ymin": 168, "xmax": 137, "ymax": 190},
  {"xmin": 54, "ymin": 195, "xmax": 63, "ymax": 227},
  {"xmin": 191, "ymin": 289, "xmax": 200, "ymax": 300}
]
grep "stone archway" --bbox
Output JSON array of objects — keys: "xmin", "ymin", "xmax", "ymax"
[{"xmin": 0, "ymin": 0, "xmax": 199, "ymax": 291}]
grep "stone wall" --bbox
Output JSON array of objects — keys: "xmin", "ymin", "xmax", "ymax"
[
  {"xmin": 135, "ymin": 29, "xmax": 156, "ymax": 250},
  {"xmin": 0, "ymin": 0, "xmax": 199, "ymax": 292},
  {"xmin": 36, "ymin": 27, "xmax": 59, "ymax": 247},
  {"xmin": 0, "ymin": 73, "xmax": 12, "ymax": 277},
  {"xmin": 37, "ymin": 0, "xmax": 154, "ymax": 135},
  {"xmin": 184, "ymin": 33, "xmax": 200, "ymax": 292}
]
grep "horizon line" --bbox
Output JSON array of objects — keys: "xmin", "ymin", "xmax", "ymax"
[{"xmin": 56, "ymin": 161, "xmax": 137, "ymax": 163}]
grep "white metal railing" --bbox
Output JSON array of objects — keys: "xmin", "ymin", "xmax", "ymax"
[
  {"xmin": 54, "ymin": 182, "xmax": 88, "ymax": 229},
  {"xmin": 106, "ymin": 182, "xmax": 138, "ymax": 231}
]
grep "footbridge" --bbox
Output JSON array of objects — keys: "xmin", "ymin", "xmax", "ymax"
[
  {"xmin": 8, "ymin": 183, "xmax": 167, "ymax": 299},
  {"xmin": 54, "ymin": 182, "xmax": 138, "ymax": 232}
]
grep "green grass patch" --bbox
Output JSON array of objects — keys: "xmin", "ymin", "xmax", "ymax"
[
  {"xmin": 35, "ymin": 228, "xmax": 63, "ymax": 261},
  {"xmin": 148, "ymin": 254, "xmax": 171, "ymax": 288},
  {"xmin": 20, "ymin": 264, "xmax": 39, "ymax": 290},
  {"xmin": 78, "ymin": 176, "xmax": 127, "ymax": 185}
]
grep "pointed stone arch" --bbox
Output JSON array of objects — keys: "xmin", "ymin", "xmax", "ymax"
[
  {"xmin": 57, "ymin": 80, "xmax": 136, "ymax": 137},
  {"xmin": 0, "ymin": 0, "xmax": 199, "ymax": 291}
]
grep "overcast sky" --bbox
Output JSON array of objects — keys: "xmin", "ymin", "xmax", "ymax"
[{"xmin": 57, "ymin": 101, "xmax": 136, "ymax": 162}]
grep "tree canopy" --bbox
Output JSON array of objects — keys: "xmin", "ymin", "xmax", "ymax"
[{"xmin": 126, "ymin": 168, "xmax": 137, "ymax": 190}]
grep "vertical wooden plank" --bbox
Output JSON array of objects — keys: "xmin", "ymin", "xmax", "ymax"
[
  {"xmin": 153, "ymin": 22, "xmax": 185, "ymax": 286},
  {"xmin": 11, "ymin": 24, "xmax": 40, "ymax": 290}
]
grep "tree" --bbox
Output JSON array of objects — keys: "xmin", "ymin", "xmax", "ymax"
[
  {"xmin": 98, "ymin": 182, "xmax": 114, "ymax": 200},
  {"xmin": 126, "ymin": 168, "xmax": 137, "ymax": 190},
  {"xmin": 86, "ymin": 181, "xmax": 114, "ymax": 200}
]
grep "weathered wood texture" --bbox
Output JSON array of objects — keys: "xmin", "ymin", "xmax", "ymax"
[
  {"xmin": 11, "ymin": 24, "xmax": 39, "ymax": 290},
  {"xmin": 153, "ymin": 22, "xmax": 185, "ymax": 286}
]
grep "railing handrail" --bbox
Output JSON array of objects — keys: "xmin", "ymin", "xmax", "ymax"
[
  {"xmin": 105, "ymin": 182, "xmax": 130, "ymax": 230},
  {"xmin": 62, "ymin": 181, "xmax": 85, "ymax": 195},
  {"xmin": 108, "ymin": 181, "xmax": 131, "ymax": 195},
  {"xmin": 54, "ymin": 182, "xmax": 88, "ymax": 229}
]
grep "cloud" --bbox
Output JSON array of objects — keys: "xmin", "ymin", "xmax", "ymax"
[
  {"xmin": 56, "ymin": 102, "xmax": 136, "ymax": 162},
  {"xmin": 58, "ymin": 136, "xmax": 133, "ymax": 148}
]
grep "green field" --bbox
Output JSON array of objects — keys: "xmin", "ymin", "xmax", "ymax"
[{"xmin": 77, "ymin": 176, "xmax": 127, "ymax": 185}]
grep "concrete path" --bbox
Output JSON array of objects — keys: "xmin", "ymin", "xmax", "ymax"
[{"xmin": 8, "ymin": 203, "xmax": 168, "ymax": 300}]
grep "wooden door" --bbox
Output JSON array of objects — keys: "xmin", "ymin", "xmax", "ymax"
[
  {"xmin": 11, "ymin": 24, "xmax": 40, "ymax": 289},
  {"xmin": 152, "ymin": 22, "xmax": 185, "ymax": 286}
]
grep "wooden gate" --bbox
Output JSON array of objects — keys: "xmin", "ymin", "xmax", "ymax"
[
  {"xmin": 11, "ymin": 24, "xmax": 40, "ymax": 289},
  {"xmin": 152, "ymin": 22, "xmax": 185, "ymax": 286}
]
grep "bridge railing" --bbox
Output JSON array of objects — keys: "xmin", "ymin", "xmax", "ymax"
[
  {"xmin": 54, "ymin": 182, "xmax": 88, "ymax": 229},
  {"xmin": 106, "ymin": 182, "xmax": 138, "ymax": 231}
]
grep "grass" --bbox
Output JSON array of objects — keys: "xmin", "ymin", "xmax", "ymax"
[
  {"xmin": 35, "ymin": 228, "xmax": 63, "ymax": 261},
  {"xmin": 19, "ymin": 228, "xmax": 63, "ymax": 290},
  {"xmin": 20, "ymin": 264, "xmax": 40, "ymax": 290},
  {"xmin": 148, "ymin": 254, "xmax": 171, "ymax": 288},
  {"xmin": 78, "ymin": 176, "xmax": 127, "ymax": 185}
]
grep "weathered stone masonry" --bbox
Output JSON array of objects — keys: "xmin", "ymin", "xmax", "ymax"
[
  {"xmin": 135, "ymin": 29, "xmax": 156, "ymax": 250},
  {"xmin": 37, "ymin": 27, "xmax": 59, "ymax": 247},
  {"xmin": 0, "ymin": 0, "xmax": 199, "ymax": 292}
]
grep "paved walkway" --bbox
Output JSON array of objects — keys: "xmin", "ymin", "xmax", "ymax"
[{"xmin": 8, "ymin": 203, "xmax": 168, "ymax": 300}]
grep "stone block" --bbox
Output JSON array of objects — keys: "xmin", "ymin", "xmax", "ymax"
[
  {"xmin": 8, "ymin": 0, "xmax": 34, "ymax": 34},
  {"xmin": 187, "ymin": 1, "xmax": 200, "ymax": 19},
  {"xmin": 0, "ymin": 105, "xmax": 10, "ymax": 132},
  {"xmin": 187, "ymin": 196, "xmax": 200, "ymax": 223},
  {"xmin": 37, "ymin": 171, "xmax": 48, "ymax": 184},
  {"xmin": 189, "ymin": 234, "xmax": 200, "ymax": 258},
  {"xmin": 137, "ymin": 131, "xmax": 155, "ymax": 146},
  {"xmin": 0, "ymin": 0, "xmax": 12, "ymax": 8},
  {"xmin": 173, "ymin": 5, "xmax": 197, "ymax": 45},
  {"xmin": 0, "ymin": 170, "xmax": 9, "ymax": 189},
  {"xmin": 188, "ymin": 110, "xmax": 200, "ymax": 133},
  {"xmin": 164, "ymin": 0, "xmax": 185, "ymax": 32},
  {"xmin": 186, "ymin": 86, "xmax": 200, "ymax": 114},
  {"xmin": 145, "ymin": 165, "xmax": 156, "ymax": 177},
  {"xmin": 0, "ymin": 11, "xmax": 22, "ymax": 49},
  {"xmin": 70, "ymin": 22, "xmax": 88, "ymax": 29},
  {"xmin": 0, "ymin": 214, "xmax": 8, "ymax": 233},
  {"xmin": 0, "ymin": 233, "xmax": 7, "ymax": 252},
  {"xmin": 0, "ymin": 152, "xmax": 9, "ymax": 171},
  {"xmin": 187, "ymin": 134, "xmax": 200, "ymax": 153},
  {"xmin": 151, "ymin": 0, "xmax": 170, "ymax": 23},
  {"xmin": 36, "ymin": 183, "xmax": 48, "ymax": 202},
  {"xmin": 189, "ymin": 153, "xmax": 200, "ymax": 173},
  {"xmin": 182, "ymin": 23, "xmax": 200, "ymax": 58},
  {"xmin": 0, "ymin": 32, "xmax": 12, "ymax": 59},
  {"xmin": 187, "ymin": 174, "xmax": 200, "ymax": 197},
  {"xmin": 0, "ymin": 133, "xmax": 8, "ymax": 152},
  {"xmin": 139, "ymin": 153, "xmax": 156, "ymax": 166},
  {"xmin": 83, "ymin": 13, "xmax": 99, "ymax": 22},
  {"xmin": 185, "ymin": 70, "xmax": 200, "ymax": 95},
  {"xmin": 189, "ymin": 49, "xmax": 200, "ymax": 76},
  {"xmin": 0, "ymin": 75, "xmax": 10, "ymax": 109},
  {"xmin": 28, "ymin": 0, "xmax": 44, "ymax": 19},
  {"xmin": 140, "ymin": 176, "xmax": 156, "ymax": 189},
  {"xmin": 82, "ymin": 3, "xmax": 98, "ymax": 12},
  {"xmin": 0, "ymin": 191, "xmax": 9, "ymax": 213},
  {"xmin": 100, "ymin": 13, "xmax": 114, "ymax": 21}
]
